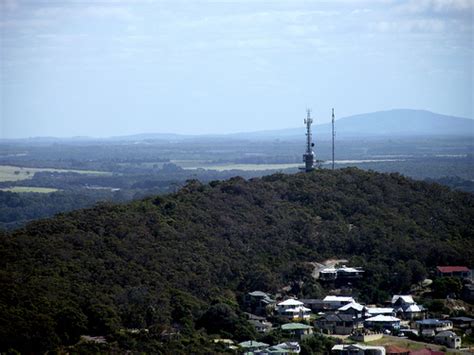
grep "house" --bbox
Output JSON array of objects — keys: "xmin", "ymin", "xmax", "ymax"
[
  {"xmin": 281, "ymin": 323, "xmax": 313, "ymax": 340},
  {"xmin": 300, "ymin": 299, "xmax": 331, "ymax": 312},
  {"xmin": 434, "ymin": 330, "xmax": 461, "ymax": 349},
  {"xmin": 319, "ymin": 266, "xmax": 364, "ymax": 282},
  {"xmin": 256, "ymin": 342, "xmax": 301, "ymax": 354},
  {"xmin": 364, "ymin": 315, "xmax": 401, "ymax": 330},
  {"xmin": 315, "ymin": 313, "xmax": 364, "ymax": 335},
  {"xmin": 391, "ymin": 295, "xmax": 425, "ymax": 320},
  {"xmin": 331, "ymin": 344, "xmax": 386, "ymax": 355},
  {"xmin": 366, "ymin": 307, "xmax": 395, "ymax": 317},
  {"xmin": 276, "ymin": 299, "xmax": 311, "ymax": 320},
  {"xmin": 416, "ymin": 319, "xmax": 453, "ymax": 333},
  {"xmin": 244, "ymin": 291, "xmax": 275, "ymax": 315},
  {"xmin": 239, "ymin": 340, "xmax": 269, "ymax": 352},
  {"xmin": 248, "ymin": 319, "xmax": 272, "ymax": 334},
  {"xmin": 449, "ymin": 316, "xmax": 474, "ymax": 329},
  {"xmin": 436, "ymin": 266, "xmax": 471, "ymax": 279},
  {"xmin": 338, "ymin": 302, "xmax": 366, "ymax": 319},
  {"xmin": 323, "ymin": 295, "xmax": 356, "ymax": 310}
]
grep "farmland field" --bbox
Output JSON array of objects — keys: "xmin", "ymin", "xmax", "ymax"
[
  {"xmin": 0, "ymin": 165, "xmax": 109, "ymax": 182},
  {"xmin": 0, "ymin": 186, "xmax": 59, "ymax": 193}
]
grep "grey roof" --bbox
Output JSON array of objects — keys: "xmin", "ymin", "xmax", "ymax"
[
  {"xmin": 450, "ymin": 316, "xmax": 474, "ymax": 322},
  {"xmin": 435, "ymin": 331, "xmax": 458, "ymax": 337},
  {"xmin": 318, "ymin": 313, "xmax": 359, "ymax": 322},
  {"xmin": 416, "ymin": 319, "xmax": 451, "ymax": 326},
  {"xmin": 249, "ymin": 291, "xmax": 270, "ymax": 297}
]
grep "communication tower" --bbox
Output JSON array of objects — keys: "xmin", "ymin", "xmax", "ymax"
[
  {"xmin": 332, "ymin": 108, "xmax": 335, "ymax": 170},
  {"xmin": 302, "ymin": 109, "xmax": 315, "ymax": 172}
]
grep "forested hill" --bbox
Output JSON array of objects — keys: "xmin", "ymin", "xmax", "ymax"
[{"xmin": 1, "ymin": 168, "xmax": 473, "ymax": 353}]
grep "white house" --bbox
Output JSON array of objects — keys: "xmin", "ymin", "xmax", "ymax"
[
  {"xmin": 366, "ymin": 307, "xmax": 395, "ymax": 317},
  {"xmin": 276, "ymin": 299, "xmax": 311, "ymax": 320},
  {"xmin": 338, "ymin": 302, "xmax": 366, "ymax": 318},
  {"xmin": 434, "ymin": 331, "xmax": 461, "ymax": 349},
  {"xmin": 323, "ymin": 295, "xmax": 355, "ymax": 309},
  {"xmin": 332, "ymin": 344, "xmax": 386, "ymax": 355},
  {"xmin": 365, "ymin": 315, "xmax": 401, "ymax": 330},
  {"xmin": 391, "ymin": 295, "xmax": 424, "ymax": 320}
]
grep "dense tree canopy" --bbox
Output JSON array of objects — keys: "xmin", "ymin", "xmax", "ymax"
[{"xmin": 0, "ymin": 168, "xmax": 472, "ymax": 352}]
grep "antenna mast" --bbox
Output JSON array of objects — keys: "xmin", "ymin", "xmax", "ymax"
[
  {"xmin": 302, "ymin": 109, "xmax": 315, "ymax": 172},
  {"xmin": 332, "ymin": 108, "xmax": 335, "ymax": 170}
]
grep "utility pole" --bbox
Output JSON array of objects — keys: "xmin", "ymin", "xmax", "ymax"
[{"xmin": 332, "ymin": 108, "xmax": 335, "ymax": 170}]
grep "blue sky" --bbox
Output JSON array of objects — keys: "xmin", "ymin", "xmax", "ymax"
[{"xmin": 1, "ymin": 0, "xmax": 472, "ymax": 138}]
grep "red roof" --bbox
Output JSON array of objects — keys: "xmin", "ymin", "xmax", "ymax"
[
  {"xmin": 409, "ymin": 349, "xmax": 444, "ymax": 355},
  {"xmin": 386, "ymin": 345, "xmax": 410, "ymax": 354},
  {"xmin": 437, "ymin": 266, "xmax": 470, "ymax": 273}
]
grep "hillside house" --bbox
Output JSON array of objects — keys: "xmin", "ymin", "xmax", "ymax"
[
  {"xmin": 244, "ymin": 291, "xmax": 275, "ymax": 315},
  {"xmin": 436, "ymin": 266, "xmax": 471, "ymax": 279},
  {"xmin": 434, "ymin": 330, "xmax": 461, "ymax": 349},
  {"xmin": 366, "ymin": 307, "xmax": 395, "ymax": 317},
  {"xmin": 248, "ymin": 319, "xmax": 272, "ymax": 334},
  {"xmin": 364, "ymin": 315, "xmax": 401, "ymax": 330},
  {"xmin": 449, "ymin": 316, "xmax": 474, "ymax": 329},
  {"xmin": 276, "ymin": 299, "xmax": 311, "ymax": 320},
  {"xmin": 416, "ymin": 319, "xmax": 453, "ymax": 334},
  {"xmin": 315, "ymin": 313, "xmax": 364, "ymax": 335},
  {"xmin": 281, "ymin": 323, "xmax": 313, "ymax": 340},
  {"xmin": 238, "ymin": 340, "xmax": 269, "ymax": 352},
  {"xmin": 338, "ymin": 302, "xmax": 366, "ymax": 319},
  {"xmin": 320, "ymin": 266, "xmax": 364, "ymax": 284},
  {"xmin": 391, "ymin": 295, "xmax": 425, "ymax": 320},
  {"xmin": 256, "ymin": 342, "xmax": 301, "ymax": 354},
  {"xmin": 324, "ymin": 295, "xmax": 356, "ymax": 310},
  {"xmin": 331, "ymin": 344, "xmax": 386, "ymax": 355},
  {"xmin": 300, "ymin": 299, "xmax": 331, "ymax": 312}
]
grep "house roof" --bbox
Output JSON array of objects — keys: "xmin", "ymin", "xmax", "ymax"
[
  {"xmin": 385, "ymin": 345, "xmax": 410, "ymax": 354},
  {"xmin": 435, "ymin": 331, "xmax": 457, "ymax": 338},
  {"xmin": 284, "ymin": 306, "xmax": 311, "ymax": 313},
  {"xmin": 249, "ymin": 291, "xmax": 269, "ymax": 297},
  {"xmin": 323, "ymin": 295, "xmax": 355, "ymax": 303},
  {"xmin": 281, "ymin": 323, "xmax": 312, "ymax": 331},
  {"xmin": 409, "ymin": 349, "xmax": 444, "ymax": 355},
  {"xmin": 365, "ymin": 315, "xmax": 400, "ymax": 322},
  {"xmin": 405, "ymin": 304, "xmax": 422, "ymax": 312},
  {"xmin": 416, "ymin": 319, "xmax": 451, "ymax": 326},
  {"xmin": 238, "ymin": 340, "xmax": 269, "ymax": 348},
  {"xmin": 437, "ymin": 266, "xmax": 470, "ymax": 273},
  {"xmin": 332, "ymin": 344, "xmax": 385, "ymax": 351},
  {"xmin": 278, "ymin": 299, "xmax": 303, "ymax": 306},
  {"xmin": 450, "ymin": 316, "xmax": 474, "ymax": 322},
  {"xmin": 338, "ymin": 302, "xmax": 364, "ymax": 312},
  {"xmin": 391, "ymin": 295, "xmax": 414, "ymax": 304},
  {"xmin": 319, "ymin": 313, "xmax": 359, "ymax": 322},
  {"xmin": 367, "ymin": 307, "xmax": 394, "ymax": 314}
]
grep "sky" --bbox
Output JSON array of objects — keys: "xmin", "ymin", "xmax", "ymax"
[{"xmin": 0, "ymin": 0, "xmax": 472, "ymax": 138}]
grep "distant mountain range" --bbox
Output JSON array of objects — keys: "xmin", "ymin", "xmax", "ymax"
[
  {"xmin": 228, "ymin": 109, "xmax": 474, "ymax": 140},
  {"xmin": 3, "ymin": 109, "xmax": 473, "ymax": 142}
]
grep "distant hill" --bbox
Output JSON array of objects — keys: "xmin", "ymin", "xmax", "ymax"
[
  {"xmin": 1, "ymin": 168, "xmax": 473, "ymax": 352},
  {"xmin": 2, "ymin": 109, "xmax": 472, "ymax": 143},
  {"xmin": 229, "ymin": 109, "xmax": 474, "ymax": 140}
]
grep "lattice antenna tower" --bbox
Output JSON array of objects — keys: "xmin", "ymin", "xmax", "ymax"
[
  {"xmin": 332, "ymin": 108, "xmax": 335, "ymax": 170},
  {"xmin": 302, "ymin": 109, "xmax": 315, "ymax": 172}
]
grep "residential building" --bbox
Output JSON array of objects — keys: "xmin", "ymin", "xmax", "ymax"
[
  {"xmin": 364, "ymin": 315, "xmax": 401, "ymax": 330},
  {"xmin": 436, "ymin": 266, "xmax": 471, "ymax": 279},
  {"xmin": 450, "ymin": 316, "xmax": 474, "ymax": 329},
  {"xmin": 315, "ymin": 313, "xmax": 364, "ymax": 335},
  {"xmin": 416, "ymin": 319, "xmax": 453, "ymax": 333},
  {"xmin": 366, "ymin": 307, "xmax": 395, "ymax": 317},
  {"xmin": 244, "ymin": 291, "xmax": 275, "ymax": 316},
  {"xmin": 338, "ymin": 302, "xmax": 366, "ymax": 319},
  {"xmin": 300, "ymin": 299, "xmax": 331, "ymax": 312},
  {"xmin": 256, "ymin": 342, "xmax": 301, "ymax": 354},
  {"xmin": 248, "ymin": 319, "xmax": 272, "ymax": 334},
  {"xmin": 391, "ymin": 295, "xmax": 425, "ymax": 320},
  {"xmin": 238, "ymin": 340, "xmax": 269, "ymax": 352},
  {"xmin": 276, "ymin": 299, "xmax": 311, "ymax": 320},
  {"xmin": 323, "ymin": 295, "xmax": 356, "ymax": 310},
  {"xmin": 320, "ymin": 266, "xmax": 364, "ymax": 282},
  {"xmin": 331, "ymin": 344, "xmax": 386, "ymax": 355},
  {"xmin": 434, "ymin": 330, "xmax": 461, "ymax": 349},
  {"xmin": 281, "ymin": 323, "xmax": 313, "ymax": 340}
]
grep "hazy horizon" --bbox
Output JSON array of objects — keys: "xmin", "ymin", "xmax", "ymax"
[{"xmin": 1, "ymin": 0, "xmax": 472, "ymax": 139}]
